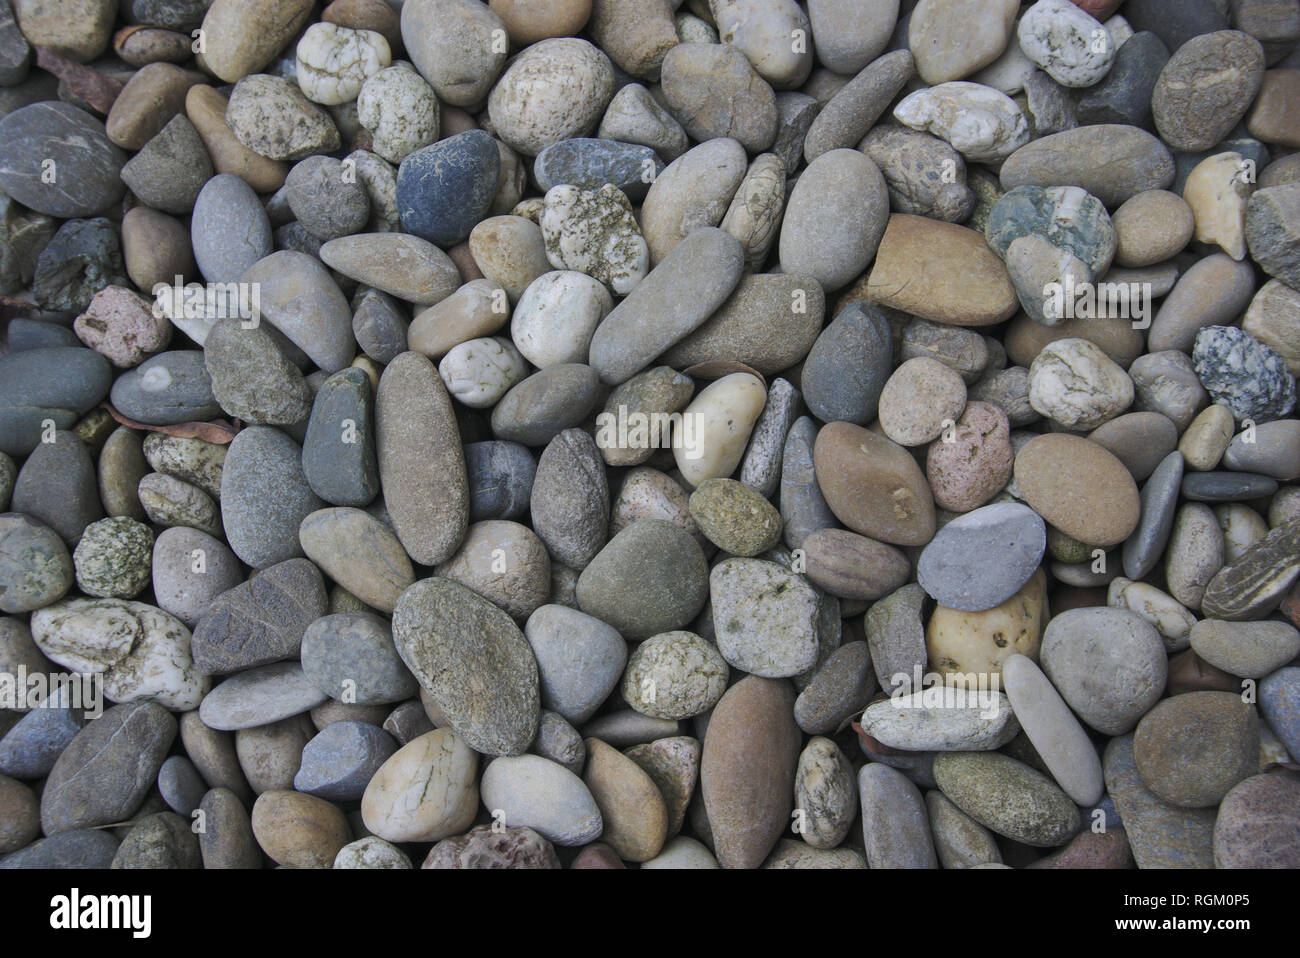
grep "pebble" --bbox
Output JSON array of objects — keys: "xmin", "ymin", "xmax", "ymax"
[
  {"xmin": 1003, "ymin": 653, "xmax": 1103, "ymax": 806},
  {"xmin": 711, "ymin": 0, "xmax": 813, "ymax": 89},
  {"xmin": 700, "ymin": 676, "xmax": 800, "ymax": 869},
  {"xmin": 1153, "ymin": 31, "xmax": 1265, "ymax": 153},
  {"xmin": 792, "ymin": 641, "xmax": 876, "ymax": 735},
  {"xmin": 480, "ymin": 754, "xmax": 602, "ymax": 846},
  {"xmin": 361, "ymin": 729, "xmax": 478, "ymax": 843},
  {"xmin": 582, "ymin": 737, "xmax": 667, "ymax": 862},
  {"xmin": 1134, "ymin": 691, "xmax": 1259, "ymax": 807},
  {"xmin": 925, "ymin": 400, "xmax": 1015, "ymax": 512},
  {"xmin": 490, "ymin": 364, "xmax": 602, "ymax": 447},
  {"xmin": 858, "ymin": 126, "xmax": 974, "ymax": 224},
  {"xmin": 71, "ymin": 517, "xmax": 153, "ymax": 599},
  {"xmin": 1018, "ymin": 0, "xmax": 1116, "ymax": 88},
  {"xmin": 534, "ymin": 138, "xmax": 662, "ymax": 203},
  {"xmin": 400, "ymin": 0, "xmax": 505, "ymax": 108},
  {"xmin": 1179, "ymin": 404, "xmax": 1237, "ymax": 472},
  {"xmin": 800, "ymin": 529, "xmax": 908, "ymax": 603},
  {"xmin": 1149, "ymin": 254, "xmax": 1257, "ymax": 355},
  {"xmin": 1129, "ymin": 350, "xmax": 1209, "ymax": 433},
  {"xmin": 1014, "ymin": 434, "xmax": 1140, "ymax": 547},
  {"xmin": 1214, "ymin": 772, "xmax": 1300, "ymax": 868},
  {"xmin": 295, "ymin": 21, "xmax": 390, "ymax": 106},
  {"xmin": 488, "ymin": 38, "xmax": 615, "ymax": 156},
  {"xmin": 35, "ymin": 217, "xmax": 129, "ymax": 315},
  {"xmin": 813, "ymin": 421, "xmax": 936, "ymax": 547},
  {"xmin": 719, "ymin": 153, "xmax": 787, "ymax": 269},
  {"xmin": 357, "ymin": 63, "xmax": 439, "ymax": 164},
  {"xmin": 807, "ymin": 0, "xmax": 895, "ymax": 74},
  {"xmin": 672, "ymin": 372, "xmax": 768, "ymax": 488},
  {"xmin": 334, "ymin": 836, "xmax": 412, "ymax": 870},
  {"xmin": 539, "ymin": 184, "xmax": 649, "ymax": 296},
  {"xmin": 934, "ymin": 751, "xmax": 1081, "ymax": 847},
  {"xmin": 801, "ymin": 303, "xmax": 894, "ymax": 427},
  {"xmin": 597, "ymin": 83, "xmax": 689, "ymax": 162},
  {"xmin": 1039, "ymin": 607, "xmax": 1168, "ymax": 734},
  {"xmin": 423, "ymin": 824, "xmax": 558, "ymax": 869},
  {"xmin": 0, "ymin": 102, "xmax": 126, "ymax": 218},
  {"xmin": 437, "ymin": 337, "xmax": 528, "ymax": 410},
  {"xmin": 779, "ymin": 416, "xmax": 836, "ymax": 550},
  {"xmin": 1260, "ymin": 666, "xmax": 1300, "ymax": 761},
  {"xmin": 1246, "ymin": 184, "xmax": 1300, "ymax": 290},
  {"xmin": 710, "ymin": 558, "xmax": 821, "ymax": 678},
  {"xmin": 1223, "ymin": 420, "xmax": 1300, "ymax": 481},
  {"xmin": 523, "ymin": 604, "xmax": 624, "ymax": 725},
  {"xmin": 199, "ymin": 662, "xmax": 328, "ymax": 731},
  {"xmin": 138, "ymin": 472, "xmax": 222, "ymax": 537},
  {"xmin": 640, "ymin": 137, "xmax": 747, "ymax": 264},
  {"xmin": 917, "ymin": 503, "xmax": 1046, "ymax": 612},
  {"xmin": 250, "ymin": 790, "xmax": 350, "ymax": 869},
  {"xmin": 0, "ymin": 513, "xmax": 73, "ymax": 614},
  {"xmin": 926, "ymin": 568, "xmax": 1048, "ymax": 678},
  {"xmin": 437, "ymin": 519, "xmax": 550, "ymax": 619},
  {"xmin": 392, "ymin": 578, "xmax": 539, "ymax": 756},
  {"xmin": 861, "ymin": 690, "xmax": 1019, "ymax": 751},
  {"xmin": 894, "ymin": 81, "xmax": 1029, "ymax": 164},
  {"xmin": 858, "ymin": 763, "xmax": 938, "ymax": 868},
  {"xmin": 927, "ymin": 791, "xmax": 1002, "ymax": 868},
  {"xmin": 778, "ymin": 149, "xmax": 889, "ymax": 292},
  {"xmin": 1121, "ymin": 450, "xmax": 1184, "ymax": 580},
  {"xmin": 1193, "ymin": 326, "xmax": 1296, "ymax": 423},
  {"xmin": 225, "ymin": 73, "xmax": 341, "ymax": 162},
  {"xmin": 394, "ymin": 130, "xmax": 500, "ymax": 247},
  {"xmin": 1000, "ymin": 124, "xmax": 1175, "ymax": 206},
  {"xmin": 294, "ymin": 721, "xmax": 397, "ymax": 801},
  {"xmin": 908, "ymin": 0, "xmax": 1019, "ymax": 85},
  {"xmin": 1086, "ymin": 411, "xmax": 1178, "ymax": 482}
]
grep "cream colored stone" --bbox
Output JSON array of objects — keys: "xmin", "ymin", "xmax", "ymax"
[
  {"xmin": 1183, "ymin": 152, "xmax": 1254, "ymax": 261},
  {"xmin": 925, "ymin": 568, "xmax": 1048, "ymax": 679},
  {"xmin": 672, "ymin": 373, "xmax": 767, "ymax": 487},
  {"xmin": 360, "ymin": 728, "xmax": 479, "ymax": 842},
  {"xmin": 1107, "ymin": 577, "xmax": 1198, "ymax": 652}
]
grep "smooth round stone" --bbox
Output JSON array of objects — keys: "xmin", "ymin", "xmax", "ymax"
[
  {"xmin": 1213, "ymin": 772, "xmax": 1300, "ymax": 868},
  {"xmin": 813, "ymin": 421, "xmax": 936, "ymax": 547},
  {"xmin": 917, "ymin": 503, "xmax": 1046, "ymax": 612},
  {"xmin": 392, "ymin": 578, "xmax": 539, "ymax": 757},
  {"xmin": 799, "ymin": 529, "xmax": 908, "ymax": 603},
  {"xmin": 576, "ymin": 519, "xmax": 709, "ymax": 641},
  {"xmin": 700, "ymin": 676, "xmax": 800, "ymax": 869},
  {"xmin": 438, "ymin": 337, "xmax": 528, "ymax": 410},
  {"xmin": 375, "ymin": 352, "xmax": 469, "ymax": 566},
  {"xmin": 0, "ymin": 828, "xmax": 120, "ymax": 869},
  {"xmin": 582, "ymin": 737, "xmax": 668, "ymax": 862},
  {"xmin": 1000, "ymin": 124, "xmax": 1175, "ymax": 207},
  {"xmin": 468, "ymin": 215, "xmax": 550, "ymax": 303},
  {"xmin": 860, "ymin": 689, "xmax": 1019, "ymax": 751},
  {"xmin": 464, "ymin": 441, "xmax": 535, "ymax": 522},
  {"xmin": 1113, "ymin": 190, "xmax": 1195, "ymax": 268},
  {"xmin": 687, "ymin": 479, "xmax": 781, "ymax": 557},
  {"xmin": 926, "ymin": 400, "xmax": 1014, "ymax": 513},
  {"xmin": 1134, "ymin": 691, "xmax": 1259, "ymax": 807},
  {"xmin": 792, "ymin": 641, "xmax": 876, "ymax": 736},
  {"xmin": 1014, "ymin": 434, "xmax": 1140, "ymax": 548},
  {"xmin": 395, "ymin": 129, "xmax": 499, "ymax": 247},
  {"xmin": 622, "ymin": 630, "xmax": 729, "ymax": 721},
  {"xmin": 524, "ymin": 604, "xmax": 625, "ymax": 725},
  {"xmin": 197, "ymin": 0, "xmax": 313, "ymax": 81},
  {"xmin": 907, "ymin": 0, "xmax": 1017, "ymax": 84},
  {"xmin": 639, "ymin": 137, "xmax": 747, "ymax": 265},
  {"xmin": 1028, "ymin": 339, "xmax": 1133, "ymax": 431},
  {"xmin": 487, "ymin": 38, "xmax": 614, "ymax": 156},
  {"xmin": 0, "ymin": 691, "xmax": 84, "ymax": 779},
  {"xmin": 1002, "ymin": 653, "xmax": 1103, "ymax": 806},
  {"xmin": 933, "ymin": 751, "xmax": 1082, "ymax": 848},
  {"xmin": 778, "ymin": 149, "xmax": 889, "ymax": 292},
  {"xmin": 1039, "ymin": 607, "xmax": 1167, "ymax": 735},
  {"xmin": 1153, "ymin": 31, "xmax": 1265, "ymax": 153},
  {"xmin": 0, "ymin": 102, "xmax": 126, "ymax": 217},
  {"xmin": 1189, "ymin": 619, "xmax": 1300, "ymax": 679},
  {"xmin": 361, "ymin": 728, "xmax": 478, "ymax": 843},
  {"xmin": 10, "ymin": 431, "xmax": 101, "ymax": 550},
  {"xmin": 511, "ymin": 271, "xmax": 612, "ymax": 369},
  {"xmin": 490, "ymin": 364, "xmax": 601, "ymax": 447},
  {"xmin": 292, "ymin": 721, "xmax": 397, "ymax": 802},
  {"xmin": 533, "ymin": 138, "xmax": 663, "ymax": 202},
  {"xmin": 399, "ymin": 0, "xmax": 504, "ymax": 106},
  {"xmin": 240, "ymin": 251, "xmax": 355, "ymax": 374},
  {"xmin": 190, "ymin": 173, "xmax": 273, "ymax": 296},
  {"xmin": 660, "ymin": 41, "xmax": 777, "ymax": 153},
  {"xmin": 250, "ymin": 789, "xmax": 351, "ymax": 869},
  {"xmin": 807, "ymin": 0, "xmax": 895, "ymax": 73},
  {"xmin": 1120, "ymin": 449, "xmax": 1185, "ymax": 581},
  {"xmin": 40, "ymin": 701, "xmax": 176, "ymax": 835},
  {"xmin": 709, "ymin": 558, "xmax": 820, "ymax": 678},
  {"xmin": 436, "ymin": 519, "xmax": 550, "ymax": 619},
  {"xmin": 0, "ymin": 347, "xmax": 113, "ymax": 458},
  {"xmin": 199, "ymin": 662, "xmax": 329, "ymax": 731},
  {"xmin": 878, "ymin": 358, "xmax": 967, "ymax": 447},
  {"xmin": 219, "ymin": 427, "xmax": 320, "ymax": 569},
  {"xmin": 1183, "ymin": 471, "xmax": 1280, "ymax": 502},
  {"xmin": 0, "ymin": 513, "xmax": 73, "ymax": 613},
  {"xmin": 108, "ymin": 350, "xmax": 220, "ymax": 426},
  {"xmin": 301, "ymin": 611, "xmax": 417, "ymax": 707},
  {"xmin": 672, "ymin": 372, "xmax": 767, "ymax": 488},
  {"xmin": 480, "ymin": 754, "xmax": 602, "ymax": 846},
  {"xmin": 802, "ymin": 303, "xmax": 893, "ymax": 427},
  {"xmin": 529, "ymin": 430, "xmax": 608, "ymax": 570},
  {"xmin": 1089, "ymin": 412, "xmax": 1180, "ymax": 481}
]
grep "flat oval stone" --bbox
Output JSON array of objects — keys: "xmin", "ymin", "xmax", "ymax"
[
  {"xmin": 199, "ymin": 662, "xmax": 329, "ymax": 731},
  {"xmin": 530, "ymin": 429, "xmax": 608, "ymax": 570},
  {"xmin": 792, "ymin": 641, "xmax": 876, "ymax": 735},
  {"xmin": 1182, "ymin": 471, "xmax": 1280, "ymax": 503},
  {"xmin": 0, "ymin": 347, "xmax": 114, "ymax": 458},
  {"xmin": 1014, "ymin": 434, "xmax": 1140, "ymax": 548},
  {"xmin": 294, "ymin": 721, "xmax": 398, "ymax": 801},
  {"xmin": 1002, "ymin": 653, "xmax": 1103, "ymax": 806},
  {"xmin": 480, "ymin": 754, "xmax": 602, "ymax": 846},
  {"xmin": 1189, "ymin": 619, "xmax": 1300, "ymax": 679},
  {"xmin": 813, "ymin": 421, "xmax": 936, "ymax": 547},
  {"xmin": 933, "ymin": 751, "xmax": 1082, "ymax": 847},
  {"xmin": 220, "ymin": 426, "xmax": 322, "ymax": 569},
  {"xmin": 1090, "ymin": 411, "xmax": 1180, "ymax": 481},
  {"xmin": 918, "ymin": 502, "xmax": 1046, "ymax": 612},
  {"xmin": 588, "ymin": 227, "xmax": 744, "ymax": 386},
  {"xmin": 0, "ymin": 691, "xmax": 85, "ymax": 779},
  {"xmin": 320, "ymin": 233, "xmax": 460, "ymax": 306},
  {"xmin": 861, "ymin": 690, "xmax": 1019, "ymax": 751},
  {"xmin": 391, "ymin": 577, "xmax": 539, "ymax": 756},
  {"xmin": 299, "ymin": 507, "xmax": 413, "ymax": 613},
  {"xmin": 801, "ymin": 303, "xmax": 893, "ymax": 426},
  {"xmin": 1120, "ymin": 449, "xmax": 1185, "ymax": 581},
  {"xmin": 301, "ymin": 611, "xmax": 417, "ymax": 705},
  {"xmin": 490, "ymin": 364, "xmax": 601, "ymax": 446},
  {"xmin": 110, "ymin": 350, "xmax": 221, "ymax": 426},
  {"xmin": 191, "ymin": 173, "xmax": 273, "ymax": 289},
  {"xmin": 375, "ymin": 352, "xmax": 469, "ymax": 566},
  {"xmin": 534, "ymin": 138, "xmax": 663, "ymax": 201},
  {"xmin": 1153, "ymin": 30, "xmax": 1265, "ymax": 153},
  {"xmin": 0, "ymin": 102, "xmax": 126, "ymax": 217},
  {"xmin": 396, "ymin": 129, "xmax": 500, "ymax": 246},
  {"xmin": 779, "ymin": 416, "xmax": 837, "ymax": 550},
  {"xmin": 1133, "ymin": 691, "xmax": 1259, "ymax": 807},
  {"xmin": 710, "ymin": 558, "xmax": 821, "ymax": 678},
  {"xmin": 1000, "ymin": 124, "xmax": 1176, "ymax": 207},
  {"xmin": 524, "ymin": 604, "xmax": 625, "ymax": 725},
  {"xmin": 801, "ymin": 529, "xmax": 908, "ymax": 602},
  {"xmin": 857, "ymin": 762, "xmax": 938, "ymax": 868},
  {"xmin": 640, "ymin": 137, "xmax": 747, "ymax": 264},
  {"xmin": 361, "ymin": 727, "xmax": 479, "ymax": 842}
]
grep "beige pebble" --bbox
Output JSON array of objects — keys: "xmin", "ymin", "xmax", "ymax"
[
  {"xmin": 1179, "ymin": 405, "xmax": 1236, "ymax": 471},
  {"xmin": 1111, "ymin": 189, "xmax": 1194, "ymax": 267}
]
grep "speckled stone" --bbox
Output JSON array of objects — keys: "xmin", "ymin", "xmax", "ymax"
[
  {"xmin": 1192, "ymin": 326, "xmax": 1296, "ymax": 422},
  {"xmin": 396, "ymin": 129, "xmax": 500, "ymax": 246}
]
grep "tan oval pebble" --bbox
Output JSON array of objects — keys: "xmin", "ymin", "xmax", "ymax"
[
  {"xmin": 687, "ymin": 478, "xmax": 781, "ymax": 556},
  {"xmin": 469, "ymin": 215, "xmax": 551, "ymax": 303},
  {"xmin": 250, "ymin": 789, "xmax": 351, "ymax": 868},
  {"xmin": 490, "ymin": 0, "xmax": 591, "ymax": 45},
  {"xmin": 1216, "ymin": 503, "xmax": 1269, "ymax": 565},
  {"xmin": 407, "ymin": 280, "xmax": 507, "ymax": 359},
  {"xmin": 1111, "ymin": 189, "xmax": 1195, "ymax": 267},
  {"xmin": 926, "ymin": 568, "xmax": 1048, "ymax": 679},
  {"xmin": 200, "ymin": 0, "xmax": 317, "ymax": 83},
  {"xmin": 106, "ymin": 62, "xmax": 196, "ymax": 151},
  {"xmin": 1179, "ymin": 404, "xmax": 1236, "ymax": 472},
  {"xmin": 582, "ymin": 737, "xmax": 668, "ymax": 862},
  {"xmin": 360, "ymin": 729, "xmax": 479, "ymax": 842},
  {"xmin": 1133, "ymin": 691, "xmax": 1259, "ymax": 808},
  {"xmin": 1165, "ymin": 503, "xmax": 1226, "ymax": 611},
  {"xmin": 185, "ymin": 85, "xmax": 288, "ymax": 193},
  {"xmin": 298, "ymin": 507, "xmax": 414, "ymax": 613},
  {"xmin": 1013, "ymin": 434, "xmax": 1139, "ymax": 548},
  {"xmin": 1005, "ymin": 312, "xmax": 1146, "ymax": 370},
  {"xmin": 436, "ymin": 519, "xmax": 551, "ymax": 620},
  {"xmin": 121, "ymin": 206, "xmax": 196, "ymax": 294},
  {"xmin": 1189, "ymin": 619, "xmax": 1300, "ymax": 679},
  {"xmin": 813, "ymin": 421, "xmax": 936, "ymax": 547},
  {"xmin": 926, "ymin": 400, "xmax": 1013, "ymax": 513},
  {"xmin": 878, "ymin": 357, "xmax": 967, "ymax": 447}
]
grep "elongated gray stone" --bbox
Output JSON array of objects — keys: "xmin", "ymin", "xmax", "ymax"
[
  {"xmin": 1002, "ymin": 654, "xmax": 1103, "ymax": 807},
  {"xmin": 1122, "ymin": 450, "xmax": 1184, "ymax": 580},
  {"xmin": 198, "ymin": 662, "xmax": 329, "ymax": 731},
  {"xmin": 857, "ymin": 763, "xmax": 938, "ymax": 868},
  {"xmin": 918, "ymin": 502, "xmax": 1046, "ymax": 612},
  {"xmin": 220, "ymin": 427, "xmax": 322, "ymax": 570}
]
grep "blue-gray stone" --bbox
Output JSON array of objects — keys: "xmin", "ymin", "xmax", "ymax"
[
  {"xmin": 192, "ymin": 173, "xmax": 274, "ymax": 285},
  {"xmin": 5, "ymin": 319, "xmax": 80, "ymax": 352},
  {"xmin": 1123, "ymin": 0, "xmax": 1229, "ymax": 53},
  {"xmin": 293, "ymin": 720, "xmax": 398, "ymax": 801},
  {"xmin": 534, "ymin": 138, "xmax": 664, "ymax": 201},
  {"xmin": 110, "ymin": 350, "xmax": 222, "ymax": 425},
  {"xmin": 10, "ymin": 429, "xmax": 101, "ymax": 546},
  {"xmin": 0, "ymin": 698, "xmax": 85, "ymax": 778},
  {"xmin": 220, "ymin": 426, "xmax": 323, "ymax": 569},
  {"xmin": 352, "ymin": 288, "xmax": 409, "ymax": 364},
  {"xmin": 130, "ymin": 0, "xmax": 211, "ymax": 30},
  {"xmin": 780, "ymin": 415, "xmax": 837, "ymax": 550},
  {"xmin": 1260, "ymin": 667, "xmax": 1300, "ymax": 762},
  {"xmin": 1192, "ymin": 326, "xmax": 1296, "ymax": 422},
  {"xmin": 157, "ymin": 755, "xmax": 206, "ymax": 817},
  {"xmin": 917, "ymin": 502, "xmax": 1046, "ymax": 612},
  {"xmin": 33, "ymin": 217, "xmax": 128, "ymax": 315},
  {"xmin": 1122, "ymin": 450, "xmax": 1185, "ymax": 580},
  {"xmin": 985, "ymin": 185, "xmax": 1116, "ymax": 274},
  {"xmin": 301, "ymin": 611, "xmax": 418, "ymax": 705},
  {"xmin": 801, "ymin": 303, "xmax": 893, "ymax": 426},
  {"xmin": 465, "ymin": 440, "xmax": 536, "ymax": 521},
  {"xmin": 1076, "ymin": 32, "xmax": 1169, "ymax": 129},
  {"xmin": 274, "ymin": 220, "xmax": 323, "ymax": 258},
  {"xmin": 0, "ymin": 102, "xmax": 126, "ymax": 218},
  {"xmin": 0, "ymin": 347, "xmax": 113, "ymax": 457},
  {"xmin": 490, "ymin": 364, "xmax": 603, "ymax": 447},
  {"xmin": 0, "ymin": 0, "xmax": 30, "ymax": 87},
  {"xmin": 1181, "ymin": 471, "xmax": 1280, "ymax": 502},
  {"xmin": 302, "ymin": 367, "xmax": 378, "ymax": 507},
  {"xmin": 396, "ymin": 129, "xmax": 500, "ymax": 247},
  {"xmin": 0, "ymin": 829, "xmax": 120, "ymax": 868}
]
